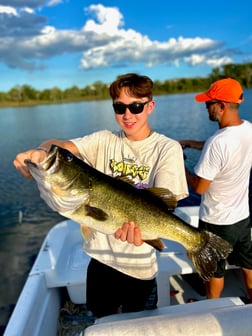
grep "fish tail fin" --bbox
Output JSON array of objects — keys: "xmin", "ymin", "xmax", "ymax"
[{"xmin": 187, "ymin": 230, "xmax": 233, "ymax": 281}]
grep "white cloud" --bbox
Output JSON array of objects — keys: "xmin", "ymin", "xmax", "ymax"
[
  {"xmin": 206, "ymin": 56, "xmax": 233, "ymax": 67},
  {"xmin": 48, "ymin": 0, "xmax": 63, "ymax": 6},
  {"xmin": 0, "ymin": 6, "xmax": 18, "ymax": 15},
  {"xmin": 184, "ymin": 54, "xmax": 232, "ymax": 68},
  {"xmin": 84, "ymin": 4, "xmax": 124, "ymax": 35},
  {"xmin": 80, "ymin": 5, "xmax": 223, "ymax": 70},
  {"xmin": 0, "ymin": 3, "xmax": 245, "ymax": 72}
]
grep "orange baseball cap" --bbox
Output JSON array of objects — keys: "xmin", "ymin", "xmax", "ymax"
[{"xmin": 195, "ymin": 78, "xmax": 244, "ymax": 104}]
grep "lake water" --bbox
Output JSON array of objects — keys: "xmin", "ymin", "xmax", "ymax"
[{"xmin": 1, "ymin": 91, "xmax": 252, "ymax": 331}]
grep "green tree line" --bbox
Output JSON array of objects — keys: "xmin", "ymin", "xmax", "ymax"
[{"xmin": 1, "ymin": 62, "xmax": 252, "ymax": 107}]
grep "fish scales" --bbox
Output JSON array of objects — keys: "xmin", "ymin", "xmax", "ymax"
[
  {"xmin": 86, "ymin": 179, "xmax": 201, "ymax": 249},
  {"xmin": 57, "ymin": 160, "xmax": 201, "ymax": 248}
]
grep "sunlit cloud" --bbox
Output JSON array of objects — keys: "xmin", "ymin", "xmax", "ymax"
[
  {"xmin": 0, "ymin": 3, "xmax": 247, "ymax": 72},
  {"xmin": 0, "ymin": 6, "xmax": 18, "ymax": 15},
  {"xmin": 80, "ymin": 5, "xmax": 225, "ymax": 69}
]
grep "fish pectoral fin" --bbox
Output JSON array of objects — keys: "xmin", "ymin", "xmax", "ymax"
[
  {"xmin": 85, "ymin": 204, "xmax": 108, "ymax": 221},
  {"xmin": 144, "ymin": 238, "xmax": 165, "ymax": 251},
  {"xmin": 80, "ymin": 225, "xmax": 95, "ymax": 241},
  {"xmin": 145, "ymin": 187, "xmax": 178, "ymax": 210}
]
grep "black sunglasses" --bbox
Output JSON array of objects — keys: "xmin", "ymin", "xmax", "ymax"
[
  {"xmin": 205, "ymin": 101, "xmax": 220, "ymax": 109},
  {"xmin": 113, "ymin": 101, "xmax": 150, "ymax": 115}
]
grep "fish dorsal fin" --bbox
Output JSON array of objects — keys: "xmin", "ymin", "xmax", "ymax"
[
  {"xmin": 115, "ymin": 177, "xmax": 177, "ymax": 210},
  {"xmin": 115, "ymin": 175, "xmax": 136, "ymax": 186},
  {"xmin": 85, "ymin": 204, "xmax": 108, "ymax": 221},
  {"xmin": 145, "ymin": 187, "xmax": 177, "ymax": 210},
  {"xmin": 144, "ymin": 238, "xmax": 165, "ymax": 251}
]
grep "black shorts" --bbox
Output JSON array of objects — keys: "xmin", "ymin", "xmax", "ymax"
[
  {"xmin": 199, "ymin": 217, "xmax": 252, "ymax": 277},
  {"xmin": 86, "ymin": 258, "xmax": 157, "ymax": 318}
]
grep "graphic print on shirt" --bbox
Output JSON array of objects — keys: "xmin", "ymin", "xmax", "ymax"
[{"xmin": 110, "ymin": 157, "xmax": 150, "ymax": 189}]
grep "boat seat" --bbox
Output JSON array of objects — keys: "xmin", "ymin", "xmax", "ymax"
[
  {"xmin": 30, "ymin": 220, "xmax": 90, "ymax": 304},
  {"xmin": 93, "ymin": 297, "xmax": 244, "ymax": 324},
  {"xmin": 174, "ymin": 206, "xmax": 199, "ymax": 228},
  {"xmin": 84, "ymin": 297, "xmax": 249, "ymax": 336}
]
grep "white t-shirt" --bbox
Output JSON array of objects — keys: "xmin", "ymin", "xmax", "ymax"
[
  {"xmin": 71, "ymin": 130, "xmax": 188, "ymax": 279},
  {"xmin": 194, "ymin": 120, "xmax": 252, "ymax": 225}
]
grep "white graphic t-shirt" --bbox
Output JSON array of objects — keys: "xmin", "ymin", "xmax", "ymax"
[{"xmin": 71, "ymin": 130, "xmax": 188, "ymax": 279}]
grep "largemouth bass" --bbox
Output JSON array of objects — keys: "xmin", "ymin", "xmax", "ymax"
[{"xmin": 25, "ymin": 145, "xmax": 232, "ymax": 281}]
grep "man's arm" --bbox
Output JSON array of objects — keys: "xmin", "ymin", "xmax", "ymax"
[
  {"xmin": 178, "ymin": 139, "xmax": 212, "ymax": 194},
  {"xmin": 185, "ymin": 167, "xmax": 212, "ymax": 195},
  {"xmin": 179, "ymin": 140, "xmax": 205, "ymax": 150}
]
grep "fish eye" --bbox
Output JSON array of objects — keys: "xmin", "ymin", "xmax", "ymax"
[{"xmin": 66, "ymin": 153, "xmax": 73, "ymax": 162}]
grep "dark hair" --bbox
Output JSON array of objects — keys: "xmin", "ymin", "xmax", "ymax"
[{"xmin": 109, "ymin": 73, "xmax": 153, "ymax": 100}]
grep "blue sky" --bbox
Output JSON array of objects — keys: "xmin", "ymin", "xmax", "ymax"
[{"xmin": 0, "ymin": 0, "xmax": 251, "ymax": 91}]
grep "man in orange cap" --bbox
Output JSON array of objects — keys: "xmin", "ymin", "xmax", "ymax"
[
  {"xmin": 179, "ymin": 78, "xmax": 252, "ymax": 302},
  {"xmin": 195, "ymin": 77, "xmax": 244, "ymax": 104}
]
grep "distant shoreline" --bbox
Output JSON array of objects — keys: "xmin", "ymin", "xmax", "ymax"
[
  {"xmin": 0, "ymin": 97, "xmax": 109, "ymax": 109},
  {"xmin": 1, "ymin": 62, "xmax": 252, "ymax": 108}
]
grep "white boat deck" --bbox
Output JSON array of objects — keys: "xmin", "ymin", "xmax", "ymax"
[{"xmin": 4, "ymin": 206, "xmax": 252, "ymax": 336}]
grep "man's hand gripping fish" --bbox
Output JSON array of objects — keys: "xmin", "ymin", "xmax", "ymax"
[{"xmin": 25, "ymin": 145, "xmax": 232, "ymax": 281}]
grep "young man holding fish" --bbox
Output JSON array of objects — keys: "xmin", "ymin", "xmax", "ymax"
[
  {"xmin": 14, "ymin": 73, "xmax": 189, "ymax": 317},
  {"xmin": 179, "ymin": 78, "xmax": 252, "ymax": 303}
]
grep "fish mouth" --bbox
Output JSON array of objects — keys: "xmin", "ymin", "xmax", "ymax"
[{"xmin": 25, "ymin": 144, "xmax": 61, "ymax": 173}]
